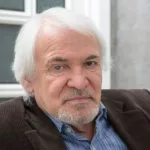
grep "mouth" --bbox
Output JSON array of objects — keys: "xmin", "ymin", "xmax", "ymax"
[{"xmin": 64, "ymin": 96, "xmax": 92, "ymax": 104}]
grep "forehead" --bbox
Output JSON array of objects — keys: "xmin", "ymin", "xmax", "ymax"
[{"xmin": 35, "ymin": 24, "xmax": 101, "ymax": 60}]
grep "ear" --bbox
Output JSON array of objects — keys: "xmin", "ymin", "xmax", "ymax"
[{"xmin": 22, "ymin": 78, "xmax": 34, "ymax": 94}]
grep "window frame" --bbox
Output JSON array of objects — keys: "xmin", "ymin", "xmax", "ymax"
[
  {"xmin": 0, "ymin": 0, "xmax": 35, "ymax": 98},
  {"xmin": 0, "ymin": 0, "xmax": 35, "ymax": 25}
]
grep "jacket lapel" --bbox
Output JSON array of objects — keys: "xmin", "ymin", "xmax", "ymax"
[
  {"xmin": 103, "ymin": 97, "xmax": 150, "ymax": 150},
  {"xmin": 24, "ymin": 91, "xmax": 150, "ymax": 150},
  {"xmin": 24, "ymin": 104, "xmax": 66, "ymax": 150}
]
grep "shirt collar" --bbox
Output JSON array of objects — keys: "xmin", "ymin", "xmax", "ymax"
[
  {"xmin": 46, "ymin": 103, "xmax": 107, "ymax": 133},
  {"xmin": 45, "ymin": 112, "xmax": 64, "ymax": 132},
  {"xmin": 99, "ymin": 103, "xmax": 107, "ymax": 119}
]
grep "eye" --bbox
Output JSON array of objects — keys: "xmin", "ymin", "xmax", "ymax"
[
  {"xmin": 85, "ymin": 61, "xmax": 97, "ymax": 67},
  {"xmin": 54, "ymin": 65, "xmax": 63, "ymax": 70},
  {"xmin": 84, "ymin": 60, "xmax": 100, "ymax": 72},
  {"xmin": 52, "ymin": 65, "xmax": 65, "ymax": 73},
  {"xmin": 48, "ymin": 64, "xmax": 69, "ymax": 76}
]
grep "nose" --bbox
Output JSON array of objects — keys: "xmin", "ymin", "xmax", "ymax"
[{"xmin": 67, "ymin": 68, "xmax": 89, "ymax": 90}]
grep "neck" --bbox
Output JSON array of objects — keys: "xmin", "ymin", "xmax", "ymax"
[{"xmin": 71, "ymin": 121, "xmax": 96, "ymax": 140}]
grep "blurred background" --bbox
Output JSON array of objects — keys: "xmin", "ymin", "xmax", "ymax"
[{"xmin": 0, "ymin": 0, "xmax": 150, "ymax": 101}]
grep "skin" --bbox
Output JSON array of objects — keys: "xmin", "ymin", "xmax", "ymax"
[{"xmin": 24, "ymin": 24, "xmax": 102, "ymax": 140}]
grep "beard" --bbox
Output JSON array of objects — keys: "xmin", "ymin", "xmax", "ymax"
[
  {"xmin": 54, "ymin": 88, "xmax": 100, "ymax": 126},
  {"xmin": 54, "ymin": 103, "xmax": 99, "ymax": 126}
]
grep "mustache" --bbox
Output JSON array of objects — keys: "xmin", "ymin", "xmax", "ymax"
[{"xmin": 63, "ymin": 88, "xmax": 94, "ymax": 101}]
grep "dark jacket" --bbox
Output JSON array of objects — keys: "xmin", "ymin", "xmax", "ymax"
[{"xmin": 0, "ymin": 89, "xmax": 150, "ymax": 150}]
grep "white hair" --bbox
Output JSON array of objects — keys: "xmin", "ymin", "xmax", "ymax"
[{"xmin": 12, "ymin": 7, "xmax": 106, "ymax": 96}]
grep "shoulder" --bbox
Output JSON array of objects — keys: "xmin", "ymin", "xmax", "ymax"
[
  {"xmin": 0, "ymin": 97, "xmax": 29, "ymax": 149},
  {"xmin": 102, "ymin": 89, "xmax": 150, "ymax": 101},
  {"xmin": 102, "ymin": 89, "xmax": 150, "ymax": 115},
  {"xmin": 0, "ymin": 97, "xmax": 25, "ymax": 116},
  {"xmin": 0, "ymin": 97, "xmax": 25, "ymax": 127},
  {"xmin": 102, "ymin": 89, "xmax": 150, "ymax": 103}
]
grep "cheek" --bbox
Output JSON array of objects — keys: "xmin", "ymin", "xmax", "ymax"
[
  {"xmin": 36, "ymin": 76, "xmax": 68, "ymax": 115},
  {"xmin": 44, "ymin": 75, "xmax": 68, "ymax": 99},
  {"xmin": 89, "ymin": 71, "xmax": 102, "ymax": 89},
  {"xmin": 88, "ymin": 72, "xmax": 102, "ymax": 101}
]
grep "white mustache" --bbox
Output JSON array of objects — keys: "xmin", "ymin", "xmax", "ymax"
[{"xmin": 63, "ymin": 88, "xmax": 94, "ymax": 101}]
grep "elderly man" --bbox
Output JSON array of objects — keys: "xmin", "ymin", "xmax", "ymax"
[{"xmin": 0, "ymin": 7, "xmax": 150, "ymax": 150}]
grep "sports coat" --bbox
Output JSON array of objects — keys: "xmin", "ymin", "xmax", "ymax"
[{"xmin": 0, "ymin": 89, "xmax": 150, "ymax": 150}]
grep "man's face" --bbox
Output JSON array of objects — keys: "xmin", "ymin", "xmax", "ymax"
[{"xmin": 29, "ymin": 26, "xmax": 102, "ymax": 125}]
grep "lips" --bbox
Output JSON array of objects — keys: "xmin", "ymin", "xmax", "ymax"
[{"xmin": 64, "ymin": 96, "xmax": 92, "ymax": 104}]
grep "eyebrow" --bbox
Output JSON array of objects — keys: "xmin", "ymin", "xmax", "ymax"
[
  {"xmin": 46, "ymin": 55, "xmax": 100, "ymax": 67},
  {"xmin": 45, "ymin": 57, "xmax": 68, "ymax": 67},
  {"xmin": 51, "ymin": 57, "xmax": 68, "ymax": 62},
  {"xmin": 85, "ymin": 55, "xmax": 100, "ymax": 60}
]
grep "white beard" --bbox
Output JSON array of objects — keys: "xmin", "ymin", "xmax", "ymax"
[{"xmin": 54, "ymin": 103, "xmax": 99, "ymax": 126}]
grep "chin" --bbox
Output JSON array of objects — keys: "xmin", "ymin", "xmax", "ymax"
[{"xmin": 55, "ymin": 105, "xmax": 99, "ymax": 125}]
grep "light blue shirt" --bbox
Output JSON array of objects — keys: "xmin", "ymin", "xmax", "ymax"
[{"xmin": 47, "ymin": 104, "xmax": 128, "ymax": 150}]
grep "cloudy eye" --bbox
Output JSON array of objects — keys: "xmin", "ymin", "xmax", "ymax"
[
  {"xmin": 54, "ymin": 65, "xmax": 63, "ymax": 70},
  {"xmin": 48, "ymin": 64, "xmax": 69, "ymax": 76}
]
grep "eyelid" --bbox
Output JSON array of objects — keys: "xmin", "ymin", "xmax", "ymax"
[
  {"xmin": 46, "ymin": 64, "xmax": 70, "ymax": 76},
  {"xmin": 52, "ymin": 64, "xmax": 67, "ymax": 69},
  {"xmin": 84, "ymin": 60, "xmax": 98, "ymax": 64}
]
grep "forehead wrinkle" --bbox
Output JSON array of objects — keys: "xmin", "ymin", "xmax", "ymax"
[
  {"xmin": 37, "ymin": 25, "xmax": 99, "ymax": 54},
  {"xmin": 40, "ymin": 29, "xmax": 92, "ymax": 52},
  {"xmin": 36, "ymin": 25, "xmax": 61, "ymax": 56},
  {"xmin": 43, "ymin": 35, "xmax": 75, "ymax": 56},
  {"xmin": 36, "ymin": 26, "xmax": 101, "ymax": 66}
]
